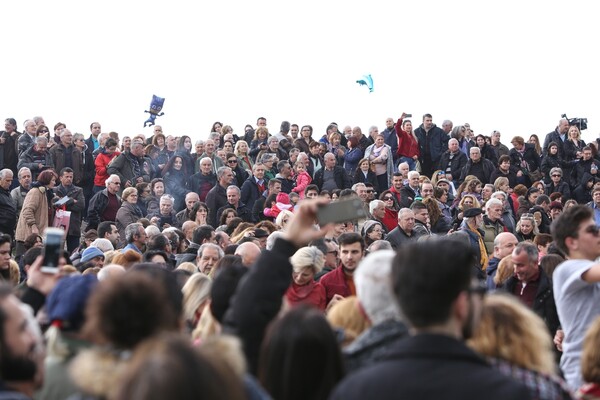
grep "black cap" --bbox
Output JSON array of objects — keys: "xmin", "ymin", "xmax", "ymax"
[{"xmin": 463, "ymin": 207, "xmax": 483, "ymax": 218}]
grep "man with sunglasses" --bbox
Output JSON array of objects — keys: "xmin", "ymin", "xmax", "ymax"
[{"xmin": 552, "ymin": 205, "xmax": 600, "ymax": 390}]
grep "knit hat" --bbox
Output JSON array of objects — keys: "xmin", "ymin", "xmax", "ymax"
[
  {"xmin": 276, "ymin": 192, "xmax": 290, "ymax": 205},
  {"xmin": 361, "ymin": 220, "xmax": 382, "ymax": 237},
  {"xmin": 46, "ymin": 275, "xmax": 98, "ymax": 331},
  {"xmin": 81, "ymin": 246, "xmax": 105, "ymax": 263}
]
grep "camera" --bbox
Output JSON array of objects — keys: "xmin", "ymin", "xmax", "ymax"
[{"xmin": 562, "ymin": 114, "xmax": 588, "ymax": 131}]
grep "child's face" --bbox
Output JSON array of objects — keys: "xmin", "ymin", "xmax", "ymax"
[{"xmin": 296, "ymin": 164, "xmax": 305, "ymax": 173}]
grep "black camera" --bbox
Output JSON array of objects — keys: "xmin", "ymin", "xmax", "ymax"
[{"xmin": 562, "ymin": 114, "xmax": 588, "ymax": 131}]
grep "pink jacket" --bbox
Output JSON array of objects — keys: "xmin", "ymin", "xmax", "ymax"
[{"xmin": 293, "ymin": 171, "xmax": 312, "ymax": 199}]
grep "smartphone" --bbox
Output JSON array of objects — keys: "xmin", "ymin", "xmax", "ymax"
[
  {"xmin": 317, "ymin": 198, "xmax": 368, "ymax": 225},
  {"xmin": 405, "ymin": 113, "xmax": 412, "ymax": 118},
  {"xmin": 41, "ymin": 228, "xmax": 64, "ymax": 274}
]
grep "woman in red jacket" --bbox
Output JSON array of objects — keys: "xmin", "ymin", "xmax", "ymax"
[
  {"xmin": 285, "ymin": 246, "xmax": 327, "ymax": 311},
  {"xmin": 395, "ymin": 112, "xmax": 420, "ymax": 171},
  {"xmin": 93, "ymin": 138, "xmax": 119, "ymax": 193}
]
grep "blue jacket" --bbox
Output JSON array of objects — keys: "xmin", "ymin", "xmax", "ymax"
[{"xmin": 414, "ymin": 124, "xmax": 448, "ymax": 165}]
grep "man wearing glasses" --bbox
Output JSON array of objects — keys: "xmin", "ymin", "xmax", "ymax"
[
  {"xmin": 86, "ymin": 174, "xmax": 122, "ymax": 231},
  {"xmin": 553, "ymin": 205, "xmax": 600, "ymax": 390}
]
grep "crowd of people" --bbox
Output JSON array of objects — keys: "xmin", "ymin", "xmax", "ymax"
[{"xmin": 0, "ymin": 114, "xmax": 600, "ymax": 399}]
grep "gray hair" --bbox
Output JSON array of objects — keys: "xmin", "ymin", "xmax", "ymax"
[
  {"xmin": 216, "ymin": 166, "xmax": 231, "ymax": 179},
  {"xmin": 491, "ymin": 191, "xmax": 507, "ymax": 201},
  {"xmin": 197, "ymin": 243, "xmax": 224, "ymax": 259},
  {"xmin": 125, "ymin": 223, "xmax": 143, "ymax": 243},
  {"xmin": 17, "ymin": 167, "xmax": 31, "ymax": 179},
  {"xmin": 195, "ymin": 139, "xmax": 205, "ymax": 146},
  {"xmin": 226, "ymin": 185, "xmax": 241, "ymax": 195},
  {"xmin": 209, "ymin": 132, "xmax": 220, "ymax": 141},
  {"xmin": 514, "ymin": 242, "xmax": 538, "ymax": 264},
  {"xmin": 352, "ymin": 182, "xmax": 366, "ymax": 192},
  {"xmin": 550, "ymin": 167, "xmax": 563, "ymax": 177},
  {"xmin": 355, "ymin": 250, "xmax": 402, "ymax": 324},
  {"xmin": 0, "ymin": 169, "xmax": 13, "ymax": 179},
  {"xmin": 160, "ymin": 194, "xmax": 175, "ymax": 204},
  {"xmin": 369, "ymin": 200, "xmax": 384, "ymax": 214},
  {"xmin": 260, "ymin": 153, "xmax": 274, "ymax": 164},
  {"xmin": 60, "ymin": 128, "xmax": 72, "ymax": 137},
  {"xmin": 485, "ymin": 198, "xmax": 503, "ymax": 212},
  {"xmin": 131, "ymin": 139, "xmax": 144, "ymax": 149},
  {"xmin": 366, "ymin": 240, "xmax": 393, "ymax": 253},
  {"xmin": 35, "ymin": 136, "xmax": 48, "ymax": 145},
  {"xmin": 145, "ymin": 224, "xmax": 161, "ymax": 238},
  {"xmin": 73, "ymin": 133, "xmax": 85, "ymax": 143},
  {"xmin": 407, "ymin": 171, "xmax": 420, "ymax": 179},
  {"xmin": 105, "ymin": 174, "xmax": 120, "ymax": 185},
  {"xmin": 267, "ymin": 136, "xmax": 279, "ymax": 144},
  {"xmin": 266, "ymin": 231, "xmax": 286, "ymax": 250},
  {"xmin": 469, "ymin": 147, "xmax": 481, "ymax": 155}
]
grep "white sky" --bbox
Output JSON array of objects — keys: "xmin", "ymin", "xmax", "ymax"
[{"xmin": 3, "ymin": 0, "xmax": 599, "ymax": 145}]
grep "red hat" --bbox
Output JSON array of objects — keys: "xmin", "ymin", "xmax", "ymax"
[{"xmin": 276, "ymin": 192, "xmax": 290, "ymax": 205}]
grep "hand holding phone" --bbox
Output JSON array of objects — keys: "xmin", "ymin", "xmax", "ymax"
[{"xmin": 41, "ymin": 228, "xmax": 64, "ymax": 274}]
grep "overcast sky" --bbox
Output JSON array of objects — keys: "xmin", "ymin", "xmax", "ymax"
[{"xmin": 3, "ymin": 0, "xmax": 598, "ymax": 145}]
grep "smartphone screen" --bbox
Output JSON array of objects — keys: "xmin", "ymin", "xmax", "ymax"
[
  {"xmin": 41, "ymin": 228, "xmax": 64, "ymax": 274},
  {"xmin": 317, "ymin": 198, "xmax": 367, "ymax": 226}
]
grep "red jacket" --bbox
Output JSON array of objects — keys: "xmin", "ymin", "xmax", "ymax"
[
  {"xmin": 320, "ymin": 266, "xmax": 353, "ymax": 305},
  {"xmin": 382, "ymin": 208, "xmax": 398, "ymax": 232},
  {"xmin": 94, "ymin": 151, "xmax": 119, "ymax": 187},
  {"xmin": 285, "ymin": 281, "xmax": 326, "ymax": 311},
  {"xmin": 395, "ymin": 118, "xmax": 420, "ymax": 158}
]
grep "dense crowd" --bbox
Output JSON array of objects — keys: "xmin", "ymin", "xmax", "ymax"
[{"xmin": 0, "ymin": 114, "xmax": 600, "ymax": 399}]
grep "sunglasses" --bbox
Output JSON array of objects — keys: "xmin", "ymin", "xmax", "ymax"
[
  {"xmin": 551, "ymin": 174, "xmax": 561, "ymax": 178},
  {"xmin": 383, "ymin": 196, "xmax": 394, "ymax": 201},
  {"xmin": 227, "ymin": 159, "xmax": 238, "ymax": 163},
  {"xmin": 585, "ymin": 225, "xmax": 600, "ymax": 236}
]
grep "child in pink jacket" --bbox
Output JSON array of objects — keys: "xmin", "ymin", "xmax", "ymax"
[{"xmin": 292, "ymin": 162, "xmax": 312, "ymax": 199}]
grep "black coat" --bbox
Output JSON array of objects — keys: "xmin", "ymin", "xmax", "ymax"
[
  {"xmin": 438, "ymin": 150, "xmax": 468, "ymax": 182},
  {"xmin": 459, "ymin": 158, "xmax": 496, "ymax": 184},
  {"xmin": 330, "ymin": 334, "xmax": 530, "ymax": 400},
  {"xmin": 313, "ymin": 166, "xmax": 351, "ymax": 192},
  {"xmin": 353, "ymin": 169, "xmax": 379, "ymax": 194},
  {"xmin": 0, "ymin": 187, "xmax": 16, "ymax": 236},
  {"xmin": 205, "ymin": 183, "xmax": 228, "ymax": 228},
  {"xmin": 509, "ymin": 144, "xmax": 540, "ymax": 174},
  {"xmin": 504, "ymin": 269, "xmax": 560, "ymax": 335},
  {"xmin": 386, "ymin": 226, "xmax": 416, "ymax": 250}
]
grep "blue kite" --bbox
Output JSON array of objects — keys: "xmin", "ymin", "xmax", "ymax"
[
  {"xmin": 356, "ymin": 74, "xmax": 374, "ymax": 92},
  {"xmin": 143, "ymin": 95, "xmax": 165, "ymax": 127}
]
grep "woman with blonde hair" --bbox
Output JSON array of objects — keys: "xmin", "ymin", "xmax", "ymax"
[
  {"xmin": 234, "ymin": 140, "xmax": 253, "ymax": 173},
  {"xmin": 182, "ymin": 273, "xmax": 212, "ymax": 332},
  {"xmin": 327, "ymin": 296, "xmax": 371, "ymax": 347},
  {"xmin": 285, "ymin": 246, "xmax": 326, "ymax": 311},
  {"xmin": 469, "ymin": 294, "xmax": 572, "ymax": 400},
  {"xmin": 275, "ymin": 209, "xmax": 293, "ymax": 231},
  {"xmin": 516, "ymin": 213, "xmax": 539, "ymax": 242},
  {"xmin": 493, "ymin": 255, "xmax": 515, "ymax": 288}
]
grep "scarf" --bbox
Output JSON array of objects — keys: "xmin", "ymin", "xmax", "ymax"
[
  {"xmin": 468, "ymin": 224, "xmax": 489, "ymax": 270},
  {"xmin": 372, "ymin": 144, "xmax": 384, "ymax": 157}
]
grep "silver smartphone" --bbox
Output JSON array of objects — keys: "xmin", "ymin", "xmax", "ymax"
[{"xmin": 317, "ymin": 198, "xmax": 368, "ymax": 226}]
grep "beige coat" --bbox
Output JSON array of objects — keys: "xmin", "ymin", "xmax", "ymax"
[{"xmin": 15, "ymin": 187, "xmax": 50, "ymax": 241}]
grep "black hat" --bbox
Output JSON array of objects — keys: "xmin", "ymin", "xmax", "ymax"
[
  {"xmin": 463, "ymin": 207, "xmax": 483, "ymax": 218},
  {"xmin": 253, "ymin": 228, "xmax": 269, "ymax": 238}
]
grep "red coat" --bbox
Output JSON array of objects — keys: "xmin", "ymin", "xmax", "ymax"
[
  {"xmin": 94, "ymin": 151, "xmax": 119, "ymax": 187},
  {"xmin": 285, "ymin": 281, "xmax": 326, "ymax": 311},
  {"xmin": 320, "ymin": 266, "xmax": 352, "ymax": 305},
  {"xmin": 382, "ymin": 208, "xmax": 398, "ymax": 232},
  {"xmin": 395, "ymin": 118, "xmax": 420, "ymax": 158}
]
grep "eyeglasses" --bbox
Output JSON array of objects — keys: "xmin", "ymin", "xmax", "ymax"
[
  {"xmin": 584, "ymin": 225, "xmax": 600, "ymax": 236},
  {"xmin": 39, "ymin": 130, "xmax": 49, "ymax": 133},
  {"xmin": 227, "ymin": 159, "xmax": 237, "ymax": 164},
  {"xmin": 383, "ymin": 196, "xmax": 394, "ymax": 201},
  {"xmin": 327, "ymin": 250, "xmax": 339, "ymax": 256},
  {"xmin": 551, "ymin": 174, "xmax": 561, "ymax": 178}
]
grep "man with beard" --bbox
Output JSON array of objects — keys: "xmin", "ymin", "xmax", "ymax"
[
  {"xmin": 330, "ymin": 238, "xmax": 530, "ymax": 400},
  {"xmin": 0, "ymin": 285, "xmax": 40, "ymax": 399}
]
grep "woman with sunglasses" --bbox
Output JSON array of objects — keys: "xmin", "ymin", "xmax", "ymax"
[
  {"xmin": 545, "ymin": 167, "xmax": 571, "ymax": 201},
  {"xmin": 378, "ymin": 190, "xmax": 400, "ymax": 232},
  {"xmin": 225, "ymin": 153, "xmax": 248, "ymax": 187}
]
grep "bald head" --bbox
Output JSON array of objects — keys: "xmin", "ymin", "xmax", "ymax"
[
  {"xmin": 493, "ymin": 232, "xmax": 518, "ymax": 259},
  {"xmin": 235, "ymin": 242, "xmax": 261, "ymax": 267}
]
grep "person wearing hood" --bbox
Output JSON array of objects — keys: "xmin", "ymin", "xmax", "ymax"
[
  {"xmin": 485, "ymin": 232, "xmax": 518, "ymax": 290},
  {"xmin": 35, "ymin": 275, "xmax": 98, "ymax": 400}
]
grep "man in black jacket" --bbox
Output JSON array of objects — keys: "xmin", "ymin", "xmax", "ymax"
[
  {"xmin": 330, "ymin": 238, "xmax": 530, "ymax": 400},
  {"xmin": 414, "ymin": 113, "xmax": 449, "ymax": 177},
  {"xmin": 313, "ymin": 153, "xmax": 350, "ymax": 192},
  {"xmin": 439, "ymin": 138, "xmax": 468, "ymax": 184},
  {"xmin": 542, "ymin": 118, "xmax": 569, "ymax": 158},
  {"xmin": 0, "ymin": 169, "xmax": 16, "ymax": 237},
  {"xmin": 460, "ymin": 147, "xmax": 495, "ymax": 184},
  {"xmin": 206, "ymin": 166, "xmax": 234, "ymax": 228},
  {"xmin": 504, "ymin": 242, "xmax": 560, "ymax": 336}
]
